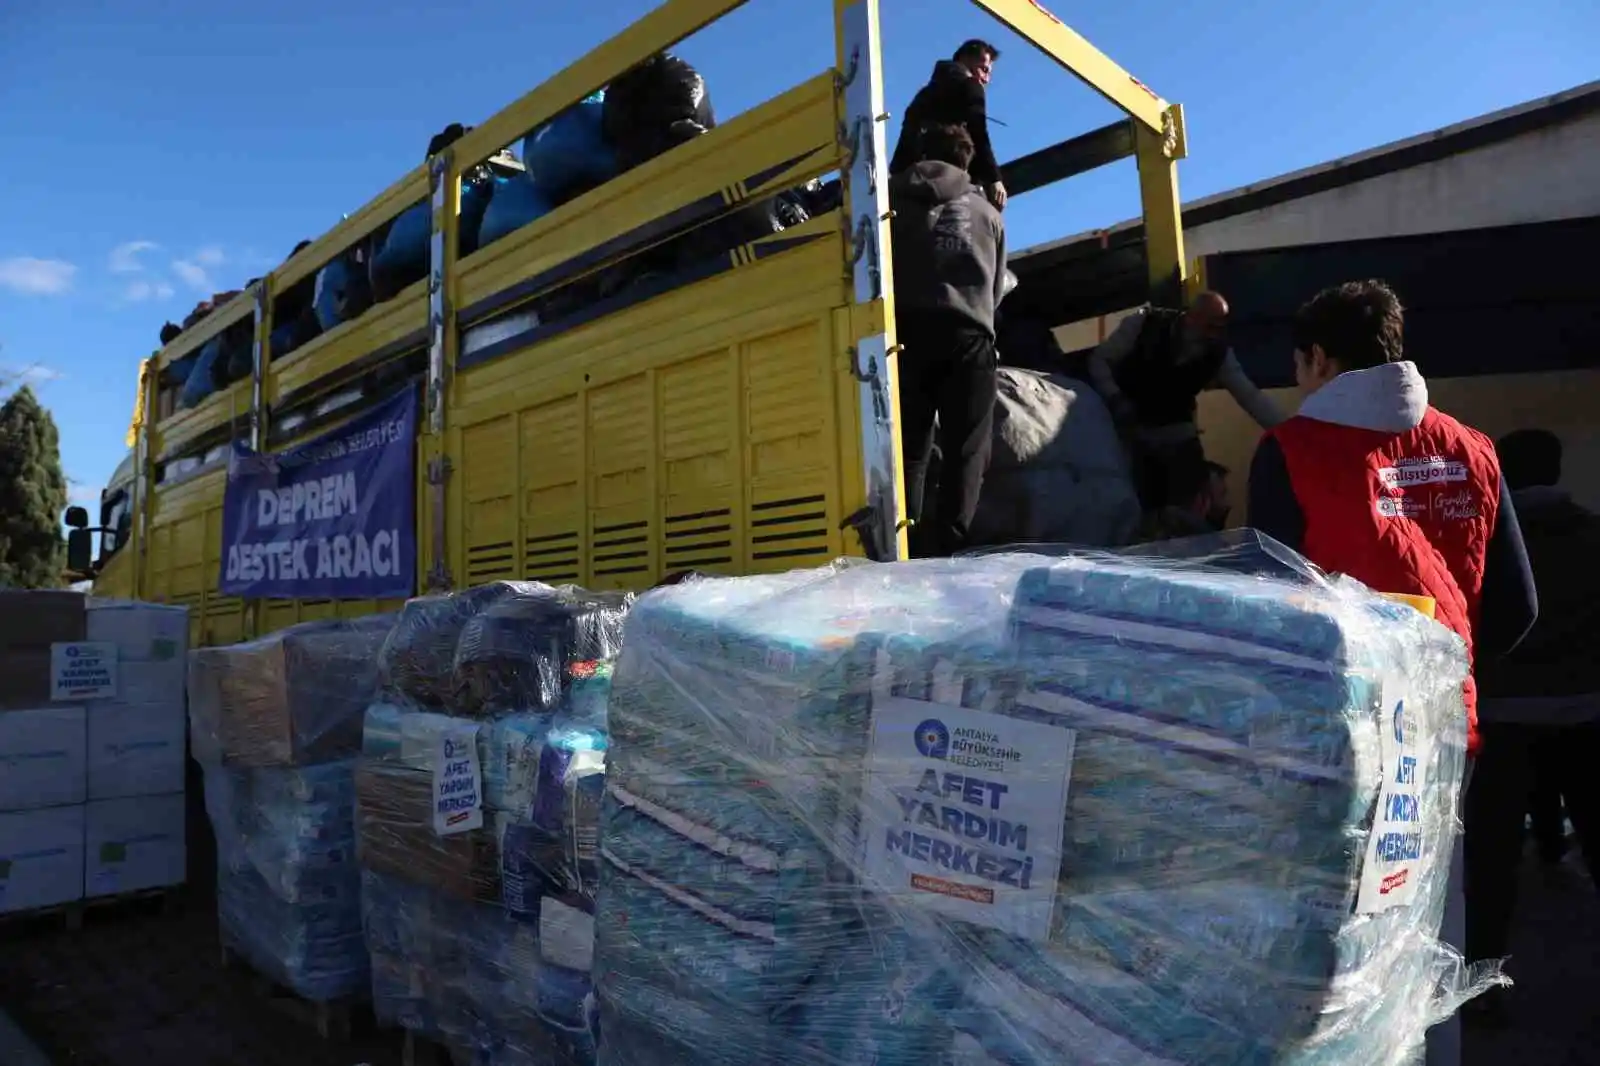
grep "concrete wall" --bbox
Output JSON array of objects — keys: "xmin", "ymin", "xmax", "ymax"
[{"xmin": 1184, "ymin": 108, "xmax": 1600, "ymax": 260}]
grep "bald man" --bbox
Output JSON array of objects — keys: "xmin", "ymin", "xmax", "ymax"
[{"xmin": 1089, "ymin": 293, "xmax": 1282, "ymax": 510}]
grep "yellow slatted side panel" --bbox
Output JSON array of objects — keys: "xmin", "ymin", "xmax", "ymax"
[
  {"xmin": 520, "ymin": 398, "xmax": 584, "ymax": 585},
  {"xmin": 659, "ymin": 351, "xmax": 738, "ymax": 577},
  {"xmin": 744, "ymin": 320, "xmax": 839, "ymax": 571},
  {"xmin": 449, "ymin": 226, "xmax": 850, "ymax": 593}
]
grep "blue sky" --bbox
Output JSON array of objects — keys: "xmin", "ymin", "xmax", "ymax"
[{"xmin": 0, "ymin": 0, "xmax": 1594, "ymax": 510}]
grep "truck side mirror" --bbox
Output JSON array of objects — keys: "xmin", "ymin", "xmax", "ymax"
[
  {"xmin": 64, "ymin": 505, "xmax": 90, "ymax": 529},
  {"xmin": 67, "ymin": 527, "xmax": 94, "ymax": 573}
]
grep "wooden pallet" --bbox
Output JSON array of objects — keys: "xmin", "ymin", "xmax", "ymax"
[
  {"xmin": 219, "ymin": 945, "xmax": 365, "ymax": 1041},
  {"xmin": 0, "ymin": 885, "xmax": 180, "ymax": 932}
]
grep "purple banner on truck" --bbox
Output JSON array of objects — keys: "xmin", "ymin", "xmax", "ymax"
[{"xmin": 219, "ymin": 386, "xmax": 417, "ymax": 600}]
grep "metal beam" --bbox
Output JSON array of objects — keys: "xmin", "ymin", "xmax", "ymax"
[
  {"xmin": 1001, "ymin": 119, "xmax": 1134, "ymax": 197},
  {"xmin": 968, "ymin": 0, "xmax": 1171, "ymax": 134}
]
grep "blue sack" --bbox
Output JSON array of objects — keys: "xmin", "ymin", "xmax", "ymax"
[
  {"xmin": 312, "ymin": 253, "xmax": 373, "ymax": 332},
  {"xmin": 371, "ymin": 203, "xmax": 431, "ymax": 301},
  {"xmin": 523, "ymin": 91, "xmax": 617, "ymax": 203},
  {"xmin": 459, "ymin": 177, "xmax": 494, "ymax": 257},
  {"xmin": 477, "ymin": 174, "xmax": 556, "ymax": 250},
  {"xmin": 178, "ymin": 338, "xmax": 224, "ymax": 409}
]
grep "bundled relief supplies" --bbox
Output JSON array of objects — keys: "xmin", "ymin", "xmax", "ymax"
[
  {"xmin": 594, "ymin": 542, "xmax": 1496, "ymax": 1066},
  {"xmin": 188, "ymin": 615, "xmax": 394, "ymax": 1002}
]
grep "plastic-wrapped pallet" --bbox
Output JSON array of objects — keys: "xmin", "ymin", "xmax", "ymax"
[
  {"xmin": 357, "ymin": 581, "xmax": 631, "ymax": 1065},
  {"xmin": 594, "ymin": 543, "xmax": 1496, "ymax": 1066},
  {"xmin": 188, "ymin": 615, "xmax": 393, "ymax": 1002}
]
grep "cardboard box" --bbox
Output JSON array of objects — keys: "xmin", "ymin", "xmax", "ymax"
[
  {"xmin": 88, "ymin": 702, "xmax": 186, "ymax": 800},
  {"xmin": 355, "ymin": 762, "xmax": 501, "ymax": 904},
  {"xmin": 0, "ymin": 706, "xmax": 87, "ymax": 811},
  {"xmin": 87, "ymin": 601, "xmax": 190, "ymax": 664},
  {"xmin": 85, "ymin": 792, "xmax": 186, "ymax": 898},
  {"xmin": 188, "ymin": 615, "xmax": 392, "ymax": 767},
  {"xmin": 0, "ymin": 804, "xmax": 86, "ymax": 914},
  {"xmin": 0, "ymin": 590, "xmax": 85, "ymax": 650},
  {"xmin": 0, "ymin": 649, "xmax": 55, "ymax": 711},
  {"xmin": 118, "ymin": 660, "xmax": 186, "ymax": 708}
]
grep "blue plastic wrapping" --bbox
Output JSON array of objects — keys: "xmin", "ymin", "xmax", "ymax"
[
  {"xmin": 592, "ymin": 546, "xmax": 1497, "ymax": 1066},
  {"xmin": 189, "ymin": 616, "xmax": 394, "ymax": 1002},
  {"xmin": 523, "ymin": 92, "xmax": 618, "ymax": 204},
  {"xmin": 477, "ymin": 174, "xmax": 556, "ymax": 251},
  {"xmin": 357, "ymin": 582, "xmax": 632, "ymax": 1063}
]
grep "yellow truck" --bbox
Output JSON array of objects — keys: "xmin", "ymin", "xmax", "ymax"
[{"xmin": 67, "ymin": 0, "xmax": 1194, "ymax": 649}]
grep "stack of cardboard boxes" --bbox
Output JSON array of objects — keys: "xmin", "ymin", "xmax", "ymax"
[{"xmin": 0, "ymin": 592, "xmax": 191, "ymax": 915}]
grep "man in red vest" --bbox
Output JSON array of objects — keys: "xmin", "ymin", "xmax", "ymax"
[{"xmin": 1246, "ymin": 279, "xmax": 1537, "ymax": 1059}]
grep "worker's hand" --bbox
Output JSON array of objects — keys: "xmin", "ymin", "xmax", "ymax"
[{"xmin": 988, "ymin": 181, "xmax": 1007, "ymax": 211}]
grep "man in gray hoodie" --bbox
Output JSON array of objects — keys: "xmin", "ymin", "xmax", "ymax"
[{"xmin": 889, "ymin": 122, "xmax": 1008, "ymax": 557}]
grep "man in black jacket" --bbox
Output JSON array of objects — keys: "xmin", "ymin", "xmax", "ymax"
[
  {"xmin": 1468, "ymin": 429, "xmax": 1600, "ymax": 1023},
  {"xmin": 890, "ymin": 39, "xmax": 1006, "ymax": 210},
  {"xmin": 889, "ymin": 123, "xmax": 1007, "ymax": 557}
]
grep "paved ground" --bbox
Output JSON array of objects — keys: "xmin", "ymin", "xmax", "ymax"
[{"xmin": 0, "ymin": 842, "xmax": 1594, "ymax": 1065}]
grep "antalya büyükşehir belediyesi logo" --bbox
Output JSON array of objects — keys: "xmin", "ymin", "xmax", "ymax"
[{"xmin": 914, "ymin": 719, "xmax": 951, "ymax": 760}]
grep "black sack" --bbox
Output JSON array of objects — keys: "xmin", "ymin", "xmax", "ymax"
[{"xmin": 602, "ymin": 53, "xmax": 716, "ymax": 171}]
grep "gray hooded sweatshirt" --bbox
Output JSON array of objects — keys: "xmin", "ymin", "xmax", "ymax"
[{"xmin": 889, "ymin": 161, "xmax": 1007, "ymax": 339}]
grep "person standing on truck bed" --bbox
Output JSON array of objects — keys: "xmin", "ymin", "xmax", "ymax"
[
  {"xmin": 889, "ymin": 122, "xmax": 1007, "ymax": 558},
  {"xmin": 1244, "ymin": 279, "xmax": 1538, "ymax": 1064},
  {"xmin": 1090, "ymin": 291, "xmax": 1282, "ymax": 511},
  {"xmin": 1469, "ymin": 428, "xmax": 1600, "ymax": 1026},
  {"xmin": 889, "ymin": 39, "xmax": 1006, "ymax": 211}
]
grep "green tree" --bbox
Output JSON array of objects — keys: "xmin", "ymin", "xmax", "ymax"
[{"xmin": 0, "ymin": 385, "xmax": 69, "ymax": 588}]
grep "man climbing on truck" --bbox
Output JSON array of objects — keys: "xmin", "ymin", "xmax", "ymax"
[
  {"xmin": 890, "ymin": 122, "xmax": 1007, "ymax": 558},
  {"xmin": 890, "ymin": 39, "xmax": 1006, "ymax": 211},
  {"xmin": 1090, "ymin": 290, "xmax": 1281, "ymax": 510}
]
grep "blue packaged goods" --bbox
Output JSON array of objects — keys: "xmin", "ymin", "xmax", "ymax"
[
  {"xmin": 177, "ymin": 336, "xmax": 224, "ymax": 409},
  {"xmin": 523, "ymin": 92, "xmax": 618, "ymax": 203},
  {"xmin": 189, "ymin": 616, "xmax": 394, "ymax": 1003},
  {"xmin": 592, "ymin": 546, "xmax": 1497, "ymax": 1066},
  {"xmin": 478, "ymin": 174, "xmax": 556, "ymax": 251}
]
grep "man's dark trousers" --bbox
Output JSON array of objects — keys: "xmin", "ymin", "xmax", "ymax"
[{"xmin": 897, "ymin": 313, "xmax": 998, "ymax": 558}]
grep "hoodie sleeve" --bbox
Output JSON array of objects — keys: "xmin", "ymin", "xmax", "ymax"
[
  {"xmin": 1476, "ymin": 477, "xmax": 1538, "ymax": 660},
  {"xmin": 1246, "ymin": 434, "xmax": 1306, "ymax": 552},
  {"xmin": 991, "ymin": 212, "xmax": 1009, "ymax": 314}
]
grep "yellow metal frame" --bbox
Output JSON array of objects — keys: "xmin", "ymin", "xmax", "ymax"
[
  {"xmin": 108, "ymin": 0, "xmax": 1189, "ymax": 637},
  {"xmin": 971, "ymin": 0, "xmax": 1188, "ymax": 297}
]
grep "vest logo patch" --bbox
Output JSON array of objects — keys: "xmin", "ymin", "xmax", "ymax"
[
  {"xmin": 1377, "ymin": 457, "xmax": 1467, "ymax": 489},
  {"xmin": 1376, "ymin": 496, "xmax": 1426, "ymax": 519}
]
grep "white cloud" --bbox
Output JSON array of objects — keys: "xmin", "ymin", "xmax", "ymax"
[
  {"xmin": 0, "ymin": 363, "xmax": 62, "ymax": 389},
  {"xmin": 0, "ymin": 257, "xmax": 76, "ymax": 295},
  {"xmin": 109, "ymin": 240, "xmax": 160, "ymax": 274},
  {"xmin": 123, "ymin": 279, "xmax": 176, "ymax": 303},
  {"xmin": 171, "ymin": 258, "xmax": 215, "ymax": 293},
  {"xmin": 194, "ymin": 246, "xmax": 226, "ymax": 267}
]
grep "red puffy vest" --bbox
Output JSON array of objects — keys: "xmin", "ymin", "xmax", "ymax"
[{"xmin": 1266, "ymin": 408, "xmax": 1501, "ymax": 754}]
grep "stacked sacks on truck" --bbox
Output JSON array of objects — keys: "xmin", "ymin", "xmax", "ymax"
[
  {"xmin": 358, "ymin": 581, "xmax": 632, "ymax": 1066},
  {"xmin": 313, "ymin": 247, "xmax": 375, "ymax": 333},
  {"xmin": 187, "ymin": 615, "xmax": 394, "ymax": 1002},
  {"xmin": 524, "ymin": 92, "xmax": 618, "ymax": 205},
  {"xmin": 593, "ymin": 542, "xmax": 1496, "ymax": 1066}
]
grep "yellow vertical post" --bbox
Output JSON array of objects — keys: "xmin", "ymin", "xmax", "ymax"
[
  {"xmin": 424, "ymin": 149, "xmax": 462, "ymax": 591},
  {"xmin": 245, "ymin": 279, "xmax": 272, "ymax": 638},
  {"xmin": 1135, "ymin": 103, "xmax": 1188, "ymax": 306},
  {"xmin": 833, "ymin": 0, "xmax": 906, "ymax": 562}
]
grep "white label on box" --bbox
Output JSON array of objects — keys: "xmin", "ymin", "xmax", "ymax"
[
  {"xmin": 433, "ymin": 721, "xmax": 484, "ymax": 836},
  {"xmin": 857, "ymin": 697, "xmax": 1075, "ymax": 942},
  {"xmin": 50, "ymin": 642, "xmax": 118, "ymax": 700},
  {"xmin": 1357, "ymin": 676, "xmax": 1426, "ymax": 914}
]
